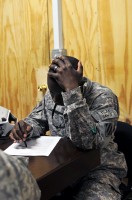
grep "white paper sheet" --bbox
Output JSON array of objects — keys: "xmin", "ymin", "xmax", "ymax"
[{"xmin": 4, "ymin": 136, "xmax": 61, "ymax": 156}]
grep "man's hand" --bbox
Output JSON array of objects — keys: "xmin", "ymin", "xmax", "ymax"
[
  {"xmin": 9, "ymin": 120, "xmax": 32, "ymax": 143},
  {"xmin": 48, "ymin": 56, "xmax": 83, "ymax": 92}
]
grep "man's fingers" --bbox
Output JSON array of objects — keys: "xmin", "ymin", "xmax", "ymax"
[
  {"xmin": 27, "ymin": 125, "xmax": 32, "ymax": 132},
  {"xmin": 9, "ymin": 129, "xmax": 21, "ymax": 142},
  {"xmin": 9, "ymin": 132, "xmax": 15, "ymax": 141},
  {"xmin": 48, "ymin": 71, "xmax": 58, "ymax": 79},
  {"xmin": 18, "ymin": 120, "xmax": 27, "ymax": 134},
  {"xmin": 49, "ymin": 64, "xmax": 60, "ymax": 73},
  {"xmin": 58, "ymin": 56, "xmax": 71, "ymax": 66},
  {"xmin": 18, "ymin": 121, "xmax": 33, "ymax": 138},
  {"xmin": 52, "ymin": 57, "xmax": 64, "ymax": 68}
]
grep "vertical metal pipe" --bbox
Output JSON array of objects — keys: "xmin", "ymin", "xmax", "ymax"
[{"xmin": 52, "ymin": 0, "xmax": 67, "ymax": 58}]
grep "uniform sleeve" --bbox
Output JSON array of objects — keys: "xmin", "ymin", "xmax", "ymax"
[
  {"xmin": 24, "ymin": 98, "xmax": 49, "ymax": 137},
  {"xmin": 62, "ymin": 86, "xmax": 119, "ymax": 150},
  {"xmin": 0, "ymin": 150, "xmax": 41, "ymax": 200}
]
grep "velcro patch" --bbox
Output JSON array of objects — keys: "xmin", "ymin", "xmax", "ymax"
[{"xmin": 92, "ymin": 108, "xmax": 118, "ymax": 122}]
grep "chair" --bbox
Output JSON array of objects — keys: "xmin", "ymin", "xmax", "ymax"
[{"xmin": 114, "ymin": 121, "xmax": 132, "ymax": 199}]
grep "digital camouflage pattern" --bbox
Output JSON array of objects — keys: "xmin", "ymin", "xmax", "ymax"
[
  {"xmin": 0, "ymin": 150, "xmax": 41, "ymax": 200},
  {"xmin": 25, "ymin": 77, "xmax": 127, "ymax": 200}
]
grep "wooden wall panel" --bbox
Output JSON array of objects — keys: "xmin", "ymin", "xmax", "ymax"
[
  {"xmin": 49, "ymin": 0, "xmax": 132, "ymax": 124},
  {"xmin": 98, "ymin": 0, "xmax": 132, "ymax": 123},
  {"xmin": 62, "ymin": 0, "xmax": 99, "ymax": 81},
  {"xmin": 0, "ymin": 0, "xmax": 49, "ymax": 120},
  {"xmin": 0, "ymin": 0, "xmax": 132, "ymax": 124},
  {"xmin": 49, "ymin": 0, "xmax": 99, "ymax": 81}
]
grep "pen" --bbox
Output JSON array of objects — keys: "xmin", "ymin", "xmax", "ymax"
[
  {"xmin": 23, "ymin": 140, "xmax": 27, "ymax": 148},
  {"xmin": 18, "ymin": 122, "xmax": 27, "ymax": 148}
]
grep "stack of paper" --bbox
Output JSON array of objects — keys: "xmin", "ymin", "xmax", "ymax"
[{"xmin": 4, "ymin": 136, "xmax": 61, "ymax": 156}]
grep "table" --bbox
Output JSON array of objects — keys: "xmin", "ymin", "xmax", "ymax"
[{"xmin": 0, "ymin": 137, "xmax": 100, "ymax": 200}]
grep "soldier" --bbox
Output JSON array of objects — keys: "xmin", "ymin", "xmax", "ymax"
[
  {"xmin": 10, "ymin": 56, "xmax": 127, "ymax": 200},
  {"xmin": 0, "ymin": 149, "xmax": 41, "ymax": 200}
]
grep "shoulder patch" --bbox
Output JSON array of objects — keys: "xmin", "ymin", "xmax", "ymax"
[{"xmin": 92, "ymin": 108, "xmax": 118, "ymax": 122}]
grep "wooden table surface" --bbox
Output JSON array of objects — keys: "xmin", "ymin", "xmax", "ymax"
[{"xmin": 0, "ymin": 137, "xmax": 100, "ymax": 200}]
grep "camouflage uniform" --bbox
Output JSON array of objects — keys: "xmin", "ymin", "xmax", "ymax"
[
  {"xmin": 25, "ymin": 77, "xmax": 127, "ymax": 200},
  {"xmin": 0, "ymin": 150, "xmax": 41, "ymax": 200}
]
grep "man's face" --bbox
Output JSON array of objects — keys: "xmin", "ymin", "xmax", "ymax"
[{"xmin": 47, "ymin": 69, "xmax": 64, "ymax": 105}]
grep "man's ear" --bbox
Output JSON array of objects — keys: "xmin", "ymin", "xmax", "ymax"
[{"xmin": 77, "ymin": 61, "xmax": 83, "ymax": 75}]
